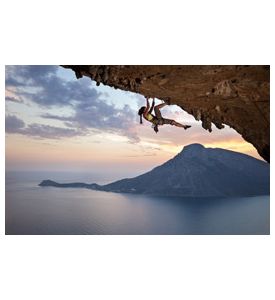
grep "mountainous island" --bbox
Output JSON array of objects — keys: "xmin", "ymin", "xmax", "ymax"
[{"xmin": 39, "ymin": 144, "xmax": 270, "ymax": 197}]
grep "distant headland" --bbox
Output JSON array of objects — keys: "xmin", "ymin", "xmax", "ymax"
[{"xmin": 39, "ymin": 144, "xmax": 270, "ymax": 197}]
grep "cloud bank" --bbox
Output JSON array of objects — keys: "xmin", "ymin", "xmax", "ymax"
[
  {"xmin": 5, "ymin": 65, "xmax": 140, "ymax": 142},
  {"xmin": 5, "ymin": 115, "xmax": 84, "ymax": 139}
]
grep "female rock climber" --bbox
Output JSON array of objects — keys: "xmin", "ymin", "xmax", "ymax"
[{"xmin": 138, "ymin": 97, "xmax": 191, "ymax": 133}]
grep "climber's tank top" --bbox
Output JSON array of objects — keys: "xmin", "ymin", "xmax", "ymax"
[{"xmin": 145, "ymin": 113, "xmax": 154, "ymax": 121}]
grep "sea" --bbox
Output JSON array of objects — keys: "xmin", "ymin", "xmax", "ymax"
[{"xmin": 5, "ymin": 171, "xmax": 270, "ymax": 235}]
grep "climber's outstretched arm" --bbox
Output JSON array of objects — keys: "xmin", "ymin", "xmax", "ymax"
[
  {"xmin": 143, "ymin": 97, "xmax": 151, "ymax": 115},
  {"xmin": 149, "ymin": 98, "xmax": 155, "ymax": 114}
]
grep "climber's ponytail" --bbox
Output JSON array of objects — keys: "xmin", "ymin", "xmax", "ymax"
[{"xmin": 138, "ymin": 106, "xmax": 146, "ymax": 124}]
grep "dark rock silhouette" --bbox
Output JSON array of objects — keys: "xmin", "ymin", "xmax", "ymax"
[
  {"xmin": 39, "ymin": 180, "xmax": 100, "ymax": 189},
  {"xmin": 39, "ymin": 144, "xmax": 270, "ymax": 197}
]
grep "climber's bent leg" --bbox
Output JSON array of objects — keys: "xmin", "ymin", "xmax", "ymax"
[{"xmin": 154, "ymin": 103, "xmax": 167, "ymax": 119}]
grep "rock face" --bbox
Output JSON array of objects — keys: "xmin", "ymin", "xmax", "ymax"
[
  {"xmin": 62, "ymin": 65, "xmax": 270, "ymax": 162},
  {"xmin": 39, "ymin": 144, "xmax": 270, "ymax": 197}
]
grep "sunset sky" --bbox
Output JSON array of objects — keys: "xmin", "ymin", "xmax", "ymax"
[{"xmin": 5, "ymin": 65, "xmax": 262, "ymax": 177}]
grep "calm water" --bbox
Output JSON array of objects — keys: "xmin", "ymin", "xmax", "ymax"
[{"xmin": 5, "ymin": 171, "xmax": 270, "ymax": 235}]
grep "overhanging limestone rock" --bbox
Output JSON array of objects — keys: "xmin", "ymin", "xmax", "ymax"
[{"xmin": 62, "ymin": 65, "xmax": 270, "ymax": 162}]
